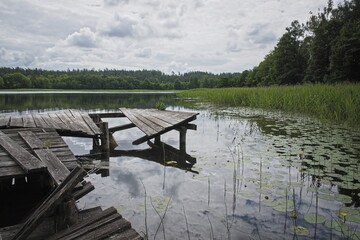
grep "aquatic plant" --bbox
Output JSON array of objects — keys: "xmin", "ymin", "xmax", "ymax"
[{"xmin": 178, "ymin": 83, "xmax": 360, "ymax": 127}]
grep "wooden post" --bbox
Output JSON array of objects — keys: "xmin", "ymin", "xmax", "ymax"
[
  {"xmin": 179, "ymin": 126, "xmax": 187, "ymax": 155},
  {"xmin": 99, "ymin": 122, "xmax": 109, "ymax": 153},
  {"xmin": 154, "ymin": 136, "xmax": 161, "ymax": 146}
]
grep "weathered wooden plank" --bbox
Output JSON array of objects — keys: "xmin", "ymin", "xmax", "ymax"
[
  {"xmin": 69, "ymin": 110, "xmax": 95, "ymax": 135},
  {"xmin": 32, "ymin": 114, "xmax": 50, "ymax": 128},
  {"xmin": 0, "ymin": 116, "xmax": 10, "ymax": 128},
  {"xmin": 120, "ymin": 108, "xmax": 157, "ymax": 136},
  {"xmin": 0, "ymin": 207, "xmax": 104, "ymax": 240},
  {"xmin": 12, "ymin": 166, "xmax": 87, "ymax": 240},
  {"xmin": 18, "ymin": 131, "xmax": 46, "ymax": 149},
  {"xmin": 75, "ymin": 217, "xmax": 131, "ymax": 240},
  {"xmin": 133, "ymin": 109, "xmax": 172, "ymax": 128},
  {"xmin": 34, "ymin": 149, "xmax": 70, "ymax": 186},
  {"xmin": 79, "ymin": 111, "xmax": 102, "ymax": 135},
  {"xmin": 73, "ymin": 181, "xmax": 95, "ymax": 200},
  {"xmin": 0, "ymin": 131, "xmax": 47, "ymax": 173},
  {"xmin": 55, "ymin": 112, "xmax": 80, "ymax": 132},
  {"xmin": 47, "ymin": 207, "xmax": 119, "ymax": 240},
  {"xmin": 9, "ymin": 116, "xmax": 23, "ymax": 127},
  {"xmin": 147, "ymin": 109, "xmax": 197, "ymax": 124},
  {"xmin": 0, "ymin": 165, "xmax": 24, "ymax": 179},
  {"xmin": 22, "ymin": 114, "xmax": 36, "ymax": 128},
  {"xmin": 105, "ymin": 228, "xmax": 143, "ymax": 240},
  {"xmin": 41, "ymin": 114, "xmax": 60, "ymax": 129},
  {"xmin": 48, "ymin": 112, "xmax": 68, "ymax": 130}
]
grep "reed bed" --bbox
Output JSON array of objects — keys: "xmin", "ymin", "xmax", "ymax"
[{"xmin": 179, "ymin": 84, "xmax": 360, "ymax": 127}]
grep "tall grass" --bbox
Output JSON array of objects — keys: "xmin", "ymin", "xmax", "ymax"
[{"xmin": 178, "ymin": 83, "xmax": 360, "ymax": 127}]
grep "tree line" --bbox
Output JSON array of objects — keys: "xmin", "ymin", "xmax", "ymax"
[{"xmin": 0, "ymin": 0, "xmax": 358, "ymax": 90}]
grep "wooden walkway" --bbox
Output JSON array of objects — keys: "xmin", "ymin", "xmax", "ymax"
[
  {"xmin": 119, "ymin": 108, "xmax": 198, "ymax": 145},
  {"xmin": 0, "ymin": 128, "xmax": 78, "ymax": 180},
  {"xmin": 0, "ymin": 110, "xmax": 101, "ymax": 137}
]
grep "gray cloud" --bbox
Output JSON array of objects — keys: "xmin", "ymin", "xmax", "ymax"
[
  {"xmin": 100, "ymin": 15, "xmax": 137, "ymax": 38},
  {"xmin": 103, "ymin": 0, "xmax": 129, "ymax": 6},
  {"xmin": 0, "ymin": 48, "xmax": 34, "ymax": 67},
  {"xmin": 248, "ymin": 24, "xmax": 277, "ymax": 45},
  {"xmin": 134, "ymin": 48, "xmax": 152, "ymax": 58}
]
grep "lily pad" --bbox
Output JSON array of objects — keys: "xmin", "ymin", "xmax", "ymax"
[
  {"xmin": 291, "ymin": 226, "xmax": 310, "ymax": 236},
  {"xmin": 239, "ymin": 191, "xmax": 257, "ymax": 198},
  {"xmin": 256, "ymin": 188, "xmax": 272, "ymax": 195},
  {"xmin": 325, "ymin": 220, "xmax": 349, "ymax": 232},
  {"xmin": 317, "ymin": 194, "xmax": 335, "ymax": 201},
  {"xmin": 262, "ymin": 199, "xmax": 278, "ymax": 207},
  {"xmin": 273, "ymin": 204, "xmax": 294, "ymax": 212},
  {"xmin": 304, "ymin": 213, "xmax": 326, "ymax": 224},
  {"xmin": 346, "ymin": 215, "xmax": 360, "ymax": 224},
  {"xmin": 339, "ymin": 207, "xmax": 360, "ymax": 215},
  {"xmin": 334, "ymin": 194, "xmax": 352, "ymax": 204}
]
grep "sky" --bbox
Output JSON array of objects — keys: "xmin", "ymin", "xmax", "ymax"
[{"xmin": 0, "ymin": 0, "xmax": 341, "ymax": 74}]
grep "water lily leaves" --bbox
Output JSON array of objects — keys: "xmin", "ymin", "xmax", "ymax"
[
  {"xmin": 304, "ymin": 213, "xmax": 326, "ymax": 224},
  {"xmin": 346, "ymin": 215, "xmax": 360, "ymax": 224},
  {"xmin": 339, "ymin": 207, "xmax": 359, "ymax": 215},
  {"xmin": 334, "ymin": 193, "xmax": 352, "ymax": 204},
  {"xmin": 288, "ymin": 182, "xmax": 304, "ymax": 188},
  {"xmin": 276, "ymin": 189, "xmax": 290, "ymax": 196},
  {"xmin": 262, "ymin": 199, "xmax": 278, "ymax": 207},
  {"xmin": 317, "ymin": 194, "xmax": 335, "ymax": 201},
  {"xmin": 273, "ymin": 204, "xmax": 294, "ymax": 212},
  {"xmin": 325, "ymin": 220, "xmax": 349, "ymax": 232},
  {"xmin": 291, "ymin": 226, "xmax": 309, "ymax": 236},
  {"xmin": 239, "ymin": 191, "xmax": 257, "ymax": 198},
  {"xmin": 255, "ymin": 188, "xmax": 272, "ymax": 195},
  {"xmin": 115, "ymin": 205, "xmax": 127, "ymax": 212}
]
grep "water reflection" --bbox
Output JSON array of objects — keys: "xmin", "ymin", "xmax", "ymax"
[{"xmin": 1, "ymin": 93, "xmax": 360, "ymax": 239}]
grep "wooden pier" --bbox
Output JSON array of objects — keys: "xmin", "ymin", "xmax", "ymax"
[{"xmin": 0, "ymin": 107, "xmax": 199, "ymax": 239}]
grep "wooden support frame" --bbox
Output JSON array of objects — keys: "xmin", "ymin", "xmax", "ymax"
[{"xmin": 109, "ymin": 123, "xmax": 136, "ymax": 134}]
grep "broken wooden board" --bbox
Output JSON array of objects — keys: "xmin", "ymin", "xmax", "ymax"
[
  {"xmin": 11, "ymin": 166, "xmax": 87, "ymax": 240},
  {"xmin": 0, "ymin": 131, "xmax": 47, "ymax": 173}
]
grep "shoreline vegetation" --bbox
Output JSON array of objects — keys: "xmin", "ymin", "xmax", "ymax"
[{"xmin": 179, "ymin": 84, "xmax": 360, "ymax": 128}]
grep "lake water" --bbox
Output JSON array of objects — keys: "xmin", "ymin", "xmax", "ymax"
[{"xmin": 1, "ymin": 92, "xmax": 359, "ymax": 239}]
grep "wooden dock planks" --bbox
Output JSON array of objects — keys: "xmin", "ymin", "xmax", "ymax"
[
  {"xmin": 0, "ymin": 131, "xmax": 47, "ymax": 173},
  {"xmin": 0, "ymin": 128, "xmax": 79, "ymax": 179},
  {"xmin": 119, "ymin": 108, "xmax": 198, "ymax": 145},
  {"xmin": 0, "ymin": 110, "xmax": 101, "ymax": 137}
]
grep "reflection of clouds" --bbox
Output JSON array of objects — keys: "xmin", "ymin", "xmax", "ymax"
[
  {"xmin": 110, "ymin": 157, "xmax": 163, "ymax": 197},
  {"xmin": 110, "ymin": 168, "xmax": 141, "ymax": 197},
  {"xmin": 62, "ymin": 136, "xmax": 92, "ymax": 155}
]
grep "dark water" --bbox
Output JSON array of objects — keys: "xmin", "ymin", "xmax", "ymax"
[{"xmin": 1, "ymin": 92, "xmax": 359, "ymax": 239}]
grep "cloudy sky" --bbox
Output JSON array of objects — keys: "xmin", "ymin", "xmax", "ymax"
[{"xmin": 0, "ymin": 0, "xmax": 340, "ymax": 74}]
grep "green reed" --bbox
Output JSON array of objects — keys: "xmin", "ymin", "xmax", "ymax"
[{"xmin": 178, "ymin": 83, "xmax": 360, "ymax": 127}]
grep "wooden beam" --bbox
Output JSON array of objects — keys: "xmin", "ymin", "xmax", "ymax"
[
  {"xmin": 12, "ymin": 166, "xmax": 87, "ymax": 240},
  {"xmin": 0, "ymin": 131, "xmax": 47, "ymax": 173},
  {"xmin": 89, "ymin": 112, "xmax": 126, "ymax": 118},
  {"xmin": 109, "ymin": 123, "xmax": 136, "ymax": 134},
  {"xmin": 72, "ymin": 181, "xmax": 95, "ymax": 200}
]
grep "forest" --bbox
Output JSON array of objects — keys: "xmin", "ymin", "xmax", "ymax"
[{"xmin": 0, "ymin": 0, "xmax": 359, "ymax": 90}]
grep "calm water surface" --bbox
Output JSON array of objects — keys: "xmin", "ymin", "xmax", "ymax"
[{"xmin": 1, "ymin": 92, "xmax": 359, "ymax": 239}]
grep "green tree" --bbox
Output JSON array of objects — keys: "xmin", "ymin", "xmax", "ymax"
[
  {"xmin": 3, "ymin": 73, "xmax": 31, "ymax": 88},
  {"xmin": 0, "ymin": 76, "xmax": 4, "ymax": 88}
]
